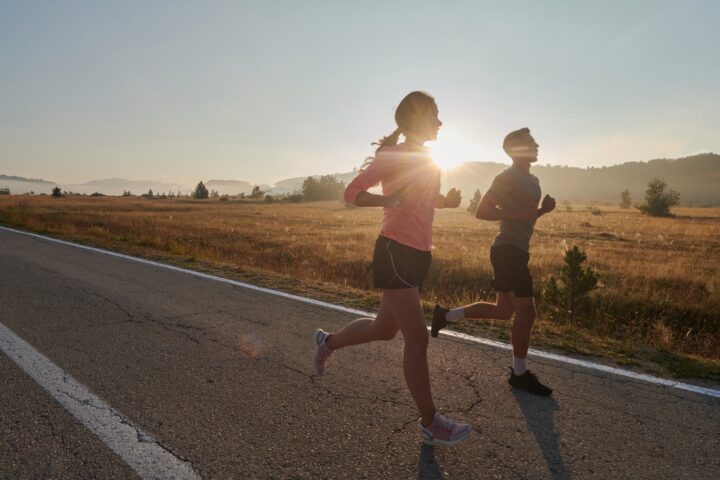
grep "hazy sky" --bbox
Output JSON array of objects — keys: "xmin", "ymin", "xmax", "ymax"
[{"xmin": 1, "ymin": 0, "xmax": 718, "ymax": 185}]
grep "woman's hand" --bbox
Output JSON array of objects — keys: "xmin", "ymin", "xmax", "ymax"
[{"xmin": 444, "ymin": 188, "xmax": 462, "ymax": 208}]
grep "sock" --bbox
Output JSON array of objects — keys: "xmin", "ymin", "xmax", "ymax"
[
  {"xmin": 324, "ymin": 334, "xmax": 334, "ymax": 350},
  {"xmin": 445, "ymin": 308, "xmax": 465, "ymax": 323},
  {"xmin": 512, "ymin": 356, "xmax": 527, "ymax": 376}
]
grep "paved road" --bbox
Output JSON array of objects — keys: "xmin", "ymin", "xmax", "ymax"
[{"xmin": 1, "ymin": 227, "xmax": 719, "ymax": 479}]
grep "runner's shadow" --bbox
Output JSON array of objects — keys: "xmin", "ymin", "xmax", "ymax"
[
  {"xmin": 417, "ymin": 444, "xmax": 444, "ymax": 480},
  {"xmin": 512, "ymin": 389, "xmax": 572, "ymax": 480}
]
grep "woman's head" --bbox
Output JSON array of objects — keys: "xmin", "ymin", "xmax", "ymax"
[
  {"xmin": 395, "ymin": 91, "xmax": 441, "ymax": 142},
  {"xmin": 374, "ymin": 91, "xmax": 441, "ymax": 150}
]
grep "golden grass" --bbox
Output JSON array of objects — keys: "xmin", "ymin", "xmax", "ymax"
[{"xmin": 1, "ymin": 196, "xmax": 718, "ymax": 370}]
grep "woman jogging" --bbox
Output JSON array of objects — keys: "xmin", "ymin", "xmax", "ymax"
[{"xmin": 311, "ymin": 91, "xmax": 471, "ymax": 447}]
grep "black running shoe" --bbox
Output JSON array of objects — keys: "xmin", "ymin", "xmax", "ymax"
[
  {"xmin": 508, "ymin": 368, "xmax": 553, "ymax": 396},
  {"xmin": 431, "ymin": 304, "xmax": 449, "ymax": 338}
]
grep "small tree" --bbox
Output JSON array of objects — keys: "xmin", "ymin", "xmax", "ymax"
[
  {"xmin": 51, "ymin": 186, "xmax": 62, "ymax": 197},
  {"xmin": 193, "ymin": 181, "xmax": 209, "ymax": 199},
  {"xmin": 543, "ymin": 245, "xmax": 599, "ymax": 323},
  {"xmin": 467, "ymin": 189, "xmax": 482, "ymax": 213},
  {"xmin": 619, "ymin": 189, "xmax": 632, "ymax": 209},
  {"xmin": 250, "ymin": 186, "xmax": 265, "ymax": 198},
  {"xmin": 210, "ymin": 189, "xmax": 219, "ymax": 198},
  {"xmin": 638, "ymin": 178, "xmax": 679, "ymax": 217}
]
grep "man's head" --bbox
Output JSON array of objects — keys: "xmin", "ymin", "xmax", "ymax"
[{"xmin": 503, "ymin": 128, "xmax": 539, "ymax": 163}]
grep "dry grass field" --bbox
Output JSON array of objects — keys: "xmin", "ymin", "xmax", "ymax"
[{"xmin": 1, "ymin": 196, "xmax": 718, "ymax": 379}]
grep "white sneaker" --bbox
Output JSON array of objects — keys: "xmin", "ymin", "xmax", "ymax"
[
  {"xmin": 420, "ymin": 412, "xmax": 472, "ymax": 446},
  {"xmin": 312, "ymin": 329, "xmax": 333, "ymax": 376}
]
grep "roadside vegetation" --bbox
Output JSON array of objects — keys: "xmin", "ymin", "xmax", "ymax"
[{"xmin": 0, "ymin": 196, "xmax": 718, "ymax": 380}]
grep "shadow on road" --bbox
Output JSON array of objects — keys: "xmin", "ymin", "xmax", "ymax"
[
  {"xmin": 512, "ymin": 389, "xmax": 572, "ymax": 480},
  {"xmin": 417, "ymin": 444, "xmax": 444, "ymax": 480}
]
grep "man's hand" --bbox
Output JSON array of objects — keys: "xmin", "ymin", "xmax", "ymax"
[
  {"xmin": 540, "ymin": 194, "xmax": 556, "ymax": 214},
  {"xmin": 444, "ymin": 188, "xmax": 462, "ymax": 208}
]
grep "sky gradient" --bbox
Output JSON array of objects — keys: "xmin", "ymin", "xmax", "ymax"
[{"xmin": 1, "ymin": 0, "xmax": 718, "ymax": 185}]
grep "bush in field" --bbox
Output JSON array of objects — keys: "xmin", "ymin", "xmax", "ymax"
[
  {"xmin": 467, "ymin": 189, "xmax": 482, "ymax": 213},
  {"xmin": 51, "ymin": 186, "xmax": 62, "ymax": 197},
  {"xmin": 638, "ymin": 179, "xmax": 679, "ymax": 217},
  {"xmin": 283, "ymin": 192, "xmax": 304, "ymax": 203},
  {"xmin": 620, "ymin": 189, "xmax": 632, "ymax": 209},
  {"xmin": 302, "ymin": 175, "xmax": 345, "ymax": 201},
  {"xmin": 543, "ymin": 245, "xmax": 599, "ymax": 322},
  {"xmin": 193, "ymin": 181, "xmax": 209, "ymax": 199}
]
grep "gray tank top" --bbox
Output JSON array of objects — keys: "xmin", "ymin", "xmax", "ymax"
[{"xmin": 488, "ymin": 165, "xmax": 541, "ymax": 252}]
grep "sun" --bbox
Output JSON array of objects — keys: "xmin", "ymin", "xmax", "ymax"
[{"xmin": 428, "ymin": 130, "xmax": 484, "ymax": 170}]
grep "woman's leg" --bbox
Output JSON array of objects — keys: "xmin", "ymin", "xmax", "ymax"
[
  {"xmin": 382, "ymin": 288, "xmax": 436, "ymax": 427},
  {"xmin": 325, "ymin": 295, "xmax": 399, "ymax": 350}
]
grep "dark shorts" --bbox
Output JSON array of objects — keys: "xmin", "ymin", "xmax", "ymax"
[
  {"xmin": 373, "ymin": 235, "xmax": 431, "ymax": 290},
  {"xmin": 490, "ymin": 244, "xmax": 533, "ymax": 298}
]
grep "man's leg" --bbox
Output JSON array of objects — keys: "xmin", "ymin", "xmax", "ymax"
[
  {"xmin": 452, "ymin": 292, "xmax": 515, "ymax": 321},
  {"xmin": 431, "ymin": 292, "xmax": 514, "ymax": 337},
  {"xmin": 507, "ymin": 295, "xmax": 552, "ymax": 396},
  {"xmin": 509, "ymin": 295, "xmax": 536, "ymax": 374}
]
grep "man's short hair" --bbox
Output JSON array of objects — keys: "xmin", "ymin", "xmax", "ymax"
[{"xmin": 503, "ymin": 128, "xmax": 531, "ymax": 156}]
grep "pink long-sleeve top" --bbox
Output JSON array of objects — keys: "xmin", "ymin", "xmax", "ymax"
[{"xmin": 344, "ymin": 144, "xmax": 441, "ymax": 252}]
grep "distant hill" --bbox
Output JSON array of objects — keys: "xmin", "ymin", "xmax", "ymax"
[
  {"xmin": 268, "ymin": 153, "xmax": 720, "ymax": 206},
  {"xmin": 0, "ymin": 176, "xmax": 186, "ymax": 196},
  {"xmin": 74, "ymin": 178, "xmax": 186, "ymax": 195},
  {"xmin": 205, "ymin": 179, "xmax": 271, "ymax": 195},
  {"xmin": 3, "ymin": 153, "xmax": 718, "ymax": 204},
  {"xmin": 0, "ymin": 174, "xmax": 55, "ymax": 184},
  {"xmin": 0, "ymin": 174, "xmax": 58, "ymax": 195},
  {"xmin": 443, "ymin": 153, "xmax": 720, "ymax": 206}
]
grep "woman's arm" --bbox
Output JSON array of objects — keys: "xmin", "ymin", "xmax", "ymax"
[
  {"xmin": 355, "ymin": 191, "xmax": 401, "ymax": 208},
  {"xmin": 344, "ymin": 157, "xmax": 402, "ymax": 208}
]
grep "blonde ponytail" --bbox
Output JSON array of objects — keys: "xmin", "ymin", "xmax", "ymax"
[{"xmin": 359, "ymin": 128, "xmax": 403, "ymax": 171}]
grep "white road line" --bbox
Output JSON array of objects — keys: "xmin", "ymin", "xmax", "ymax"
[
  {"xmin": 0, "ymin": 322, "xmax": 201, "ymax": 480},
  {"xmin": 2, "ymin": 225, "xmax": 720, "ymax": 399}
]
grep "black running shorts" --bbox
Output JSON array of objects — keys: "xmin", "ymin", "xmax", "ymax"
[
  {"xmin": 373, "ymin": 235, "xmax": 431, "ymax": 290},
  {"xmin": 490, "ymin": 244, "xmax": 533, "ymax": 298}
]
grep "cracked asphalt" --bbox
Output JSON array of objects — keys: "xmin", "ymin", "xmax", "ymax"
[{"xmin": 1, "ymin": 228, "xmax": 719, "ymax": 480}]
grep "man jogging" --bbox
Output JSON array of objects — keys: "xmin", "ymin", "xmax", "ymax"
[{"xmin": 431, "ymin": 127, "xmax": 556, "ymax": 396}]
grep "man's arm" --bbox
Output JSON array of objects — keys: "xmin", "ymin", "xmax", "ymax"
[{"xmin": 475, "ymin": 190, "xmax": 538, "ymax": 221}]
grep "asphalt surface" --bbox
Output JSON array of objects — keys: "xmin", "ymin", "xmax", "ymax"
[{"xmin": 1, "ymin": 227, "xmax": 719, "ymax": 480}]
